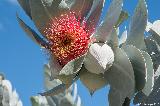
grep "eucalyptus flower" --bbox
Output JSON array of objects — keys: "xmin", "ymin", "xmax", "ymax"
[
  {"xmin": 17, "ymin": 0, "xmax": 159, "ymax": 106},
  {"xmin": 17, "ymin": 0, "xmax": 116, "ymax": 94},
  {"xmin": 0, "ymin": 73, "xmax": 23, "ymax": 106}
]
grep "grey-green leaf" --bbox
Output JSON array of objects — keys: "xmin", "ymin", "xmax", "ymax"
[
  {"xmin": 106, "ymin": 28, "xmax": 119, "ymax": 49},
  {"xmin": 39, "ymin": 83, "xmax": 66, "ymax": 96},
  {"xmin": 122, "ymin": 45, "xmax": 146, "ymax": 91},
  {"xmin": 29, "ymin": 0, "xmax": 50, "ymax": 32},
  {"xmin": 57, "ymin": 56, "xmax": 85, "ymax": 85},
  {"xmin": 17, "ymin": 15, "xmax": 49, "ymax": 48},
  {"xmin": 59, "ymin": 55, "xmax": 85, "ymax": 76},
  {"xmin": 95, "ymin": 0, "xmax": 123, "ymax": 42},
  {"xmin": 104, "ymin": 48, "xmax": 135, "ymax": 98},
  {"xmin": 141, "ymin": 51, "xmax": 154, "ymax": 96},
  {"xmin": 126, "ymin": 0, "xmax": 147, "ymax": 50},
  {"xmin": 44, "ymin": 64, "xmax": 62, "ymax": 90},
  {"xmin": 79, "ymin": 66, "xmax": 107, "ymax": 94},
  {"xmin": 108, "ymin": 88, "xmax": 126, "ymax": 106}
]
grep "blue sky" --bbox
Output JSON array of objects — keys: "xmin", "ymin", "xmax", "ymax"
[{"xmin": 0, "ymin": 0, "xmax": 160, "ymax": 106}]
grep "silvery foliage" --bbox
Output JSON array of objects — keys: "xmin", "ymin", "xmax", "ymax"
[
  {"xmin": 133, "ymin": 20, "xmax": 160, "ymax": 106},
  {"xmin": 0, "ymin": 74, "xmax": 23, "ymax": 106},
  {"xmin": 17, "ymin": 0, "xmax": 160, "ymax": 106},
  {"xmin": 31, "ymin": 64, "xmax": 81, "ymax": 106}
]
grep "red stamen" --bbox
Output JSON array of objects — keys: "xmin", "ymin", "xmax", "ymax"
[{"xmin": 44, "ymin": 12, "xmax": 91, "ymax": 66}]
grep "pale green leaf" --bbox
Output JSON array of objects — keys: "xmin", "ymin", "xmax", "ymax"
[
  {"xmin": 122, "ymin": 45, "xmax": 146, "ymax": 91},
  {"xmin": 104, "ymin": 48, "xmax": 135, "ymax": 98},
  {"xmin": 79, "ymin": 66, "xmax": 107, "ymax": 93},
  {"xmin": 95, "ymin": 0, "xmax": 123, "ymax": 42},
  {"xmin": 141, "ymin": 51, "xmax": 154, "ymax": 96},
  {"xmin": 29, "ymin": 0, "xmax": 50, "ymax": 32},
  {"xmin": 126, "ymin": 0, "xmax": 147, "ymax": 50},
  {"xmin": 106, "ymin": 28, "xmax": 119, "ymax": 49},
  {"xmin": 59, "ymin": 55, "xmax": 85, "ymax": 76}
]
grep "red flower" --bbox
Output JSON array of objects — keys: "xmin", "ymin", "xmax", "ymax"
[{"xmin": 43, "ymin": 12, "xmax": 91, "ymax": 66}]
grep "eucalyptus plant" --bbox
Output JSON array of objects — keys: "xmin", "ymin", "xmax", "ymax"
[{"xmin": 16, "ymin": 0, "xmax": 160, "ymax": 106}]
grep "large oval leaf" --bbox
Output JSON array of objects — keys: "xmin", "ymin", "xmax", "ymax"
[
  {"xmin": 104, "ymin": 48, "xmax": 135, "ymax": 98},
  {"xmin": 84, "ymin": 43, "xmax": 114, "ymax": 74},
  {"xmin": 122, "ymin": 45, "xmax": 146, "ymax": 91}
]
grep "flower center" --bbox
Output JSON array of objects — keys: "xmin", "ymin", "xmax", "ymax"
[
  {"xmin": 44, "ymin": 12, "xmax": 90, "ymax": 66},
  {"xmin": 61, "ymin": 34, "xmax": 73, "ymax": 46}
]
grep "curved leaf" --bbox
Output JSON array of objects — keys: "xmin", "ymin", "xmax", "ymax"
[
  {"xmin": 141, "ymin": 51, "xmax": 154, "ymax": 96},
  {"xmin": 17, "ymin": 15, "xmax": 49, "ymax": 48},
  {"xmin": 29, "ymin": 0, "xmax": 50, "ymax": 32},
  {"xmin": 95, "ymin": 0, "xmax": 123, "ymax": 42},
  {"xmin": 122, "ymin": 45, "xmax": 146, "ymax": 91},
  {"xmin": 104, "ymin": 48, "xmax": 135, "ymax": 98},
  {"xmin": 85, "ymin": 0, "xmax": 105, "ymax": 34},
  {"xmin": 79, "ymin": 66, "xmax": 107, "ymax": 94},
  {"xmin": 106, "ymin": 28, "xmax": 119, "ymax": 49},
  {"xmin": 59, "ymin": 55, "xmax": 85, "ymax": 76},
  {"xmin": 126, "ymin": 0, "xmax": 147, "ymax": 50}
]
